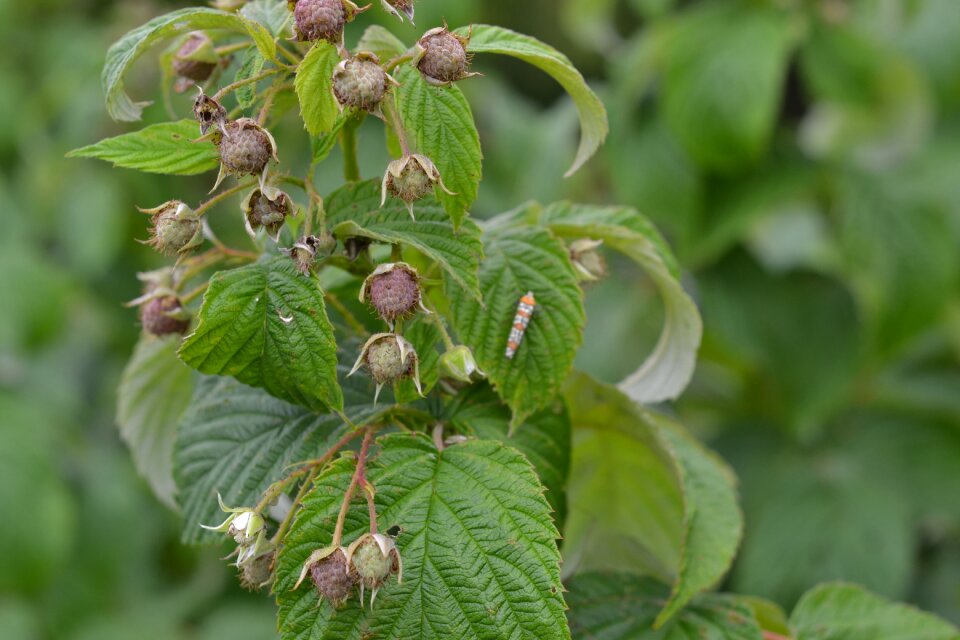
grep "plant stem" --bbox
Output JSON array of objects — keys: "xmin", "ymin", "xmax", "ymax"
[
  {"xmin": 255, "ymin": 428, "xmax": 362, "ymax": 516},
  {"xmin": 426, "ymin": 307, "xmax": 456, "ymax": 350},
  {"xmin": 385, "ymin": 51, "xmax": 414, "ymax": 72},
  {"xmin": 212, "ymin": 68, "xmax": 280, "ymax": 102},
  {"xmin": 271, "ymin": 466, "xmax": 318, "ymax": 544},
  {"xmin": 215, "ymin": 42, "xmax": 252, "ymax": 56},
  {"xmin": 195, "ymin": 180, "xmax": 257, "ymax": 217},
  {"xmin": 762, "ymin": 633, "xmax": 792, "ymax": 640},
  {"xmin": 180, "ymin": 281, "xmax": 210, "ymax": 305},
  {"xmin": 332, "ymin": 428, "xmax": 375, "ymax": 547},
  {"xmin": 383, "ymin": 94, "xmax": 412, "ymax": 156},
  {"xmin": 340, "ymin": 118, "xmax": 361, "ymax": 181}
]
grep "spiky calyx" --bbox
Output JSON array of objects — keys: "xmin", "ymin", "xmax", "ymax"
[
  {"xmin": 242, "ymin": 186, "xmax": 294, "ymax": 241},
  {"xmin": 295, "ymin": 546, "xmax": 356, "ymax": 608},
  {"xmin": 380, "ymin": 0, "xmax": 414, "ymax": 22},
  {"xmin": 140, "ymin": 295, "xmax": 190, "ymax": 336},
  {"xmin": 360, "ymin": 263, "xmax": 426, "ymax": 324},
  {"xmin": 381, "ymin": 154, "xmax": 454, "ymax": 219},
  {"xmin": 569, "ymin": 238, "xmax": 607, "ymax": 282},
  {"xmin": 218, "ymin": 118, "xmax": 277, "ymax": 178},
  {"xmin": 349, "ymin": 333, "xmax": 423, "ymax": 402},
  {"xmin": 283, "ymin": 234, "xmax": 334, "ymax": 275},
  {"xmin": 139, "ymin": 201, "xmax": 203, "ymax": 257},
  {"xmin": 414, "ymin": 26, "xmax": 476, "ymax": 86},
  {"xmin": 291, "ymin": 0, "xmax": 365, "ymax": 43},
  {"xmin": 332, "ymin": 53, "xmax": 393, "ymax": 112},
  {"xmin": 173, "ymin": 32, "xmax": 218, "ymax": 83},
  {"xmin": 345, "ymin": 533, "xmax": 402, "ymax": 605},
  {"xmin": 193, "ymin": 91, "xmax": 227, "ymax": 135},
  {"xmin": 239, "ymin": 551, "xmax": 275, "ymax": 591}
]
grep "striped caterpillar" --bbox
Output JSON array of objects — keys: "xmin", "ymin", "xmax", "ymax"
[{"xmin": 505, "ymin": 291, "xmax": 536, "ymax": 359}]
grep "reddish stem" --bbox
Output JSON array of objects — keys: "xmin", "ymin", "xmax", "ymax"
[
  {"xmin": 762, "ymin": 632, "xmax": 792, "ymax": 640},
  {"xmin": 332, "ymin": 428, "xmax": 375, "ymax": 546}
]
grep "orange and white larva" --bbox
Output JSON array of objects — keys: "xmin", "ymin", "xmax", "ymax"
[{"xmin": 505, "ymin": 291, "xmax": 536, "ymax": 359}]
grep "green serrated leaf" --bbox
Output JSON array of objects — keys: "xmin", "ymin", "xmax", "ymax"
[
  {"xmin": 395, "ymin": 66, "xmax": 482, "ymax": 229},
  {"xmin": 179, "ymin": 257, "xmax": 343, "ymax": 412},
  {"xmin": 117, "ymin": 335, "xmax": 195, "ymax": 510},
  {"xmin": 67, "ymin": 120, "xmax": 219, "ymax": 175},
  {"xmin": 790, "ymin": 583, "xmax": 960, "ymax": 640},
  {"xmin": 658, "ymin": 4, "xmax": 797, "ymax": 171},
  {"xmin": 448, "ymin": 224, "xmax": 584, "ymax": 427},
  {"xmin": 458, "ymin": 25, "xmax": 608, "ymax": 177},
  {"xmin": 296, "ymin": 42, "xmax": 340, "ymax": 137},
  {"xmin": 275, "ymin": 433, "xmax": 570, "ymax": 640},
  {"xmin": 538, "ymin": 201, "xmax": 702, "ymax": 404},
  {"xmin": 102, "ymin": 7, "xmax": 275, "ymax": 121},
  {"xmin": 567, "ymin": 573, "xmax": 763, "ymax": 640},
  {"xmin": 562, "ymin": 373, "xmax": 742, "ymax": 626},
  {"xmin": 325, "ymin": 180, "xmax": 483, "ymax": 301},
  {"xmin": 446, "ymin": 385, "xmax": 571, "ymax": 528},
  {"xmin": 174, "ymin": 361, "xmax": 388, "ymax": 544},
  {"xmin": 240, "ymin": 0, "xmax": 291, "ymax": 36},
  {"xmin": 235, "ymin": 48, "xmax": 267, "ymax": 109},
  {"xmin": 393, "ymin": 315, "xmax": 441, "ymax": 403},
  {"xmin": 311, "ymin": 113, "xmax": 349, "ymax": 164},
  {"xmin": 357, "ymin": 24, "xmax": 407, "ymax": 61}
]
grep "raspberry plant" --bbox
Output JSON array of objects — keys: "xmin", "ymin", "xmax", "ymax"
[{"xmin": 72, "ymin": 1, "xmax": 960, "ymax": 639}]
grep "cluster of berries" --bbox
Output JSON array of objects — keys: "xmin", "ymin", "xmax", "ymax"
[{"xmin": 295, "ymin": 531, "xmax": 402, "ymax": 608}]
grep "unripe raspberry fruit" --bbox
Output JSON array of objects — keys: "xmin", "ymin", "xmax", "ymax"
[
  {"xmin": 218, "ymin": 118, "xmax": 276, "ymax": 177},
  {"xmin": 333, "ymin": 53, "xmax": 392, "ymax": 112},
  {"xmin": 243, "ymin": 186, "xmax": 294, "ymax": 241},
  {"xmin": 345, "ymin": 533, "xmax": 402, "ymax": 605},
  {"xmin": 307, "ymin": 548, "xmax": 355, "ymax": 607},
  {"xmin": 415, "ymin": 27, "xmax": 475, "ymax": 86},
  {"xmin": 139, "ymin": 201, "xmax": 203, "ymax": 257},
  {"xmin": 173, "ymin": 32, "xmax": 217, "ymax": 83},
  {"xmin": 239, "ymin": 551, "xmax": 275, "ymax": 591},
  {"xmin": 140, "ymin": 295, "xmax": 189, "ymax": 336},
  {"xmin": 381, "ymin": 154, "xmax": 454, "ymax": 220},
  {"xmin": 350, "ymin": 333, "xmax": 423, "ymax": 402},
  {"xmin": 292, "ymin": 0, "xmax": 347, "ymax": 43},
  {"xmin": 360, "ymin": 263, "xmax": 425, "ymax": 324}
]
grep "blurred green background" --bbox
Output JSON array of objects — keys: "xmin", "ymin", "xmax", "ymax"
[{"xmin": 3, "ymin": 0, "xmax": 960, "ymax": 637}]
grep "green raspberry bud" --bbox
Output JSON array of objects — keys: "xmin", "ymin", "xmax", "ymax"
[
  {"xmin": 439, "ymin": 345, "xmax": 484, "ymax": 383},
  {"xmin": 345, "ymin": 532, "xmax": 403, "ymax": 606},
  {"xmin": 138, "ymin": 201, "xmax": 203, "ymax": 257},
  {"xmin": 349, "ymin": 333, "xmax": 423, "ymax": 403}
]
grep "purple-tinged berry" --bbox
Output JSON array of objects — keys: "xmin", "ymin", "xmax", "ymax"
[
  {"xmin": 414, "ymin": 26, "xmax": 478, "ymax": 86},
  {"xmin": 173, "ymin": 32, "xmax": 218, "ymax": 84},
  {"xmin": 380, "ymin": 154, "xmax": 454, "ymax": 219},
  {"xmin": 242, "ymin": 186, "xmax": 294, "ymax": 241},
  {"xmin": 360, "ymin": 263, "xmax": 427, "ymax": 324},
  {"xmin": 333, "ymin": 53, "xmax": 395, "ymax": 112},
  {"xmin": 294, "ymin": 546, "xmax": 356, "ymax": 608},
  {"xmin": 140, "ymin": 295, "xmax": 190, "ymax": 336}
]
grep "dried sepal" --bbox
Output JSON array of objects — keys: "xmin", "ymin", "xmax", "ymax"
[
  {"xmin": 569, "ymin": 238, "xmax": 607, "ymax": 282},
  {"xmin": 242, "ymin": 185, "xmax": 296, "ymax": 241},
  {"xmin": 380, "ymin": 154, "xmax": 455, "ymax": 220},
  {"xmin": 380, "ymin": 0, "xmax": 414, "ymax": 24},
  {"xmin": 348, "ymin": 333, "xmax": 423, "ymax": 403},
  {"xmin": 193, "ymin": 88, "xmax": 227, "ymax": 135},
  {"xmin": 138, "ymin": 200, "xmax": 203, "ymax": 258},
  {"xmin": 359, "ymin": 262, "xmax": 429, "ymax": 326},
  {"xmin": 199, "ymin": 493, "xmax": 266, "ymax": 545}
]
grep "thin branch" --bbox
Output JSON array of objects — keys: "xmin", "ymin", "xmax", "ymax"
[
  {"xmin": 215, "ymin": 41, "xmax": 253, "ymax": 56},
  {"xmin": 179, "ymin": 281, "xmax": 210, "ymax": 305},
  {"xmin": 383, "ymin": 93, "xmax": 412, "ymax": 156},
  {"xmin": 212, "ymin": 68, "xmax": 281, "ymax": 102},
  {"xmin": 195, "ymin": 180, "xmax": 258, "ymax": 217},
  {"xmin": 332, "ymin": 428, "xmax": 375, "ymax": 547},
  {"xmin": 326, "ymin": 292, "xmax": 370, "ymax": 337}
]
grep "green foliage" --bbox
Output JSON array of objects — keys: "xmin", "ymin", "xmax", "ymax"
[
  {"xmin": 567, "ymin": 573, "xmax": 763, "ymax": 640},
  {"xmin": 67, "ymin": 120, "xmax": 220, "ymax": 175},
  {"xmin": 274, "ymin": 434, "xmax": 568, "ymax": 640},
  {"xmin": 395, "ymin": 66, "xmax": 482, "ymax": 228},
  {"xmin": 117, "ymin": 335, "xmax": 195, "ymax": 509},
  {"xmin": 295, "ymin": 43, "xmax": 340, "ymax": 137},
  {"xmin": 179, "ymin": 257, "xmax": 342, "ymax": 413},
  {"xmin": 459, "ymin": 25, "xmax": 608, "ymax": 177},
  {"xmin": 235, "ymin": 49, "xmax": 267, "ymax": 109},
  {"xmin": 325, "ymin": 180, "xmax": 483, "ymax": 300},
  {"xmin": 448, "ymin": 224, "xmax": 585, "ymax": 427},
  {"xmin": 102, "ymin": 7, "xmax": 275, "ymax": 121},
  {"xmin": 789, "ymin": 583, "xmax": 960, "ymax": 640}
]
